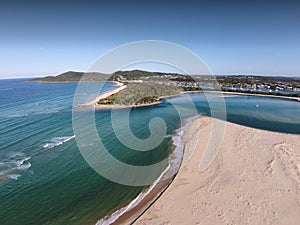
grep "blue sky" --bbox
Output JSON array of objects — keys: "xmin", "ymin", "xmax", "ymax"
[{"xmin": 0, "ymin": 0, "xmax": 300, "ymax": 78}]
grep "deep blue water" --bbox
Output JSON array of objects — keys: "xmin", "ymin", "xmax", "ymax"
[{"xmin": 0, "ymin": 79, "xmax": 299, "ymax": 225}]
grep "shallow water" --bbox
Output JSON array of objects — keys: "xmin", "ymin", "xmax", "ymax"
[{"xmin": 0, "ymin": 79, "xmax": 299, "ymax": 225}]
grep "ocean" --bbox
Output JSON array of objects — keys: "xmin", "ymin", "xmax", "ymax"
[{"xmin": 0, "ymin": 79, "xmax": 300, "ymax": 225}]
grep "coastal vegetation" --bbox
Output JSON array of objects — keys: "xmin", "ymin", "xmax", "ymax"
[
  {"xmin": 29, "ymin": 70, "xmax": 300, "ymax": 102},
  {"xmin": 28, "ymin": 70, "xmax": 300, "ymax": 90},
  {"xmin": 97, "ymin": 82, "xmax": 182, "ymax": 106}
]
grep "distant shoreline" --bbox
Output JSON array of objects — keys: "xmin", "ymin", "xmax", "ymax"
[
  {"xmin": 76, "ymin": 82, "xmax": 127, "ymax": 108},
  {"xmin": 76, "ymin": 86, "xmax": 300, "ymax": 110},
  {"xmin": 76, "ymin": 83, "xmax": 164, "ymax": 109},
  {"xmin": 206, "ymin": 90, "xmax": 300, "ymax": 102},
  {"xmin": 76, "ymin": 82, "xmax": 181, "ymax": 109},
  {"xmin": 27, "ymin": 69, "xmax": 300, "ymax": 106}
]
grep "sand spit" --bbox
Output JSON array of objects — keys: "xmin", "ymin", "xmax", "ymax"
[{"xmin": 136, "ymin": 117, "xmax": 300, "ymax": 225}]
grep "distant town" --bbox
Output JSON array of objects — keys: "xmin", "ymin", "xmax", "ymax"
[{"xmin": 29, "ymin": 70, "xmax": 300, "ymax": 98}]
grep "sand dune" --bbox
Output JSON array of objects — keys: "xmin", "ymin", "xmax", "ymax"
[{"xmin": 136, "ymin": 117, "xmax": 300, "ymax": 225}]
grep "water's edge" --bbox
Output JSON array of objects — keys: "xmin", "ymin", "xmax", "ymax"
[{"xmin": 96, "ymin": 116, "xmax": 199, "ymax": 225}]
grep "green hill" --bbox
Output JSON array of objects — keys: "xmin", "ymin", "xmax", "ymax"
[{"xmin": 28, "ymin": 71, "xmax": 111, "ymax": 82}]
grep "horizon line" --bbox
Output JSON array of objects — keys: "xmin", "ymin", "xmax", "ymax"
[{"xmin": 1, "ymin": 69, "xmax": 300, "ymax": 80}]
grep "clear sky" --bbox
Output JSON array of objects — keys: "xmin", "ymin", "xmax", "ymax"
[{"xmin": 0, "ymin": 0, "xmax": 300, "ymax": 78}]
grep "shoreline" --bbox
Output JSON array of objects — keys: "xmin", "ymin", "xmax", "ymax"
[
  {"xmin": 77, "ymin": 86, "xmax": 299, "ymax": 110},
  {"xmin": 76, "ymin": 82, "xmax": 127, "ymax": 107},
  {"xmin": 94, "ymin": 101, "xmax": 162, "ymax": 109},
  {"xmin": 76, "ymin": 83, "xmax": 178, "ymax": 109},
  {"xmin": 135, "ymin": 117, "xmax": 300, "ymax": 224},
  {"xmin": 206, "ymin": 90, "xmax": 300, "ymax": 102},
  {"xmin": 92, "ymin": 90, "xmax": 300, "ymax": 110},
  {"xmin": 88, "ymin": 93, "xmax": 300, "ymax": 224},
  {"xmin": 96, "ymin": 165, "xmax": 172, "ymax": 225},
  {"xmin": 95, "ymin": 117, "xmax": 197, "ymax": 225}
]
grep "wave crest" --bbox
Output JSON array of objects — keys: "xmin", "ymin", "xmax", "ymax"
[
  {"xmin": 43, "ymin": 135, "xmax": 75, "ymax": 149},
  {"xmin": 0, "ymin": 156, "xmax": 32, "ymax": 181}
]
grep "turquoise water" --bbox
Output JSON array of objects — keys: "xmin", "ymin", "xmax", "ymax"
[{"xmin": 0, "ymin": 79, "xmax": 300, "ymax": 225}]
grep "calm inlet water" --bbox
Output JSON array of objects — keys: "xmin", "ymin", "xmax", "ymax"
[{"xmin": 0, "ymin": 79, "xmax": 300, "ymax": 225}]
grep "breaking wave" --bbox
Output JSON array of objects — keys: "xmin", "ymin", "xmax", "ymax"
[
  {"xmin": 0, "ymin": 156, "xmax": 32, "ymax": 181},
  {"xmin": 43, "ymin": 135, "xmax": 76, "ymax": 149}
]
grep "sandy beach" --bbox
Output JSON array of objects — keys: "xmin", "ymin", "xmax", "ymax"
[
  {"xmin": 92, "ymin": 82, "xmax": 126, "ymax": 105},
  {"xmin": 77, "ymin": 82, "xmax": 167, "ymax": 109},
  {"xmin": 135, "ymin": 117, "xmax": 300, "ymax": 225},
  {"xmin": 76, "ymin": 82, "xmax": 127, "ymax": 107},
  {"xmin": 77, "ymin": 82, "xmax": 299, "ymax": 109}
]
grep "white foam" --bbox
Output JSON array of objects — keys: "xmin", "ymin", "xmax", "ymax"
[
  {"xmin": 6, "ymin": 113, "xmax": 29, "ymax": 118},
  {"xmin": 0, "ymin": 155, "xmax": 32, "ymax": 181},
  {"xmin": 96, "ymin": 164, "xmax": 171, "ymax": 225},
  {"xmin": 17, "ymin": 162, "xmax": 31, "ymax": 171},
  {"xmin": 15, "ymin": 157, "xmax": 32, "ymax": 167},
  {"xmin": 164, "ymin": 134, "xmax": 173, "ymax": 138},
  {"xmin": 43, "ymin": 135, "xmax": 75, "ymax": 149},
  {"xmin": 95, "ymin": 117, "xmax": 198, "ymax": 225},
  {"xmin": 7, "ymin": 174, "xmax": 21, "ymax": 180}
]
